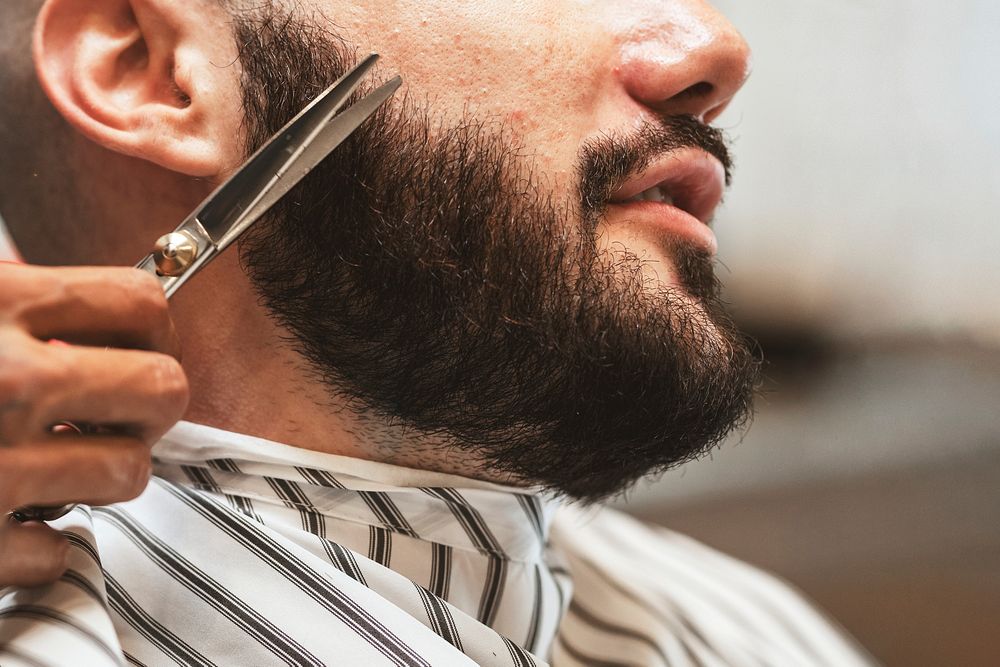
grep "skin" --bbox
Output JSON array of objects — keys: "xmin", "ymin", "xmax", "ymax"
[
  {"xmin": 0, "ymin": 264, "xmax": 187, "ymax": 585},
  {"xmin": 0, "ymin": 0, "xmax": 749, "ymax": 585}
]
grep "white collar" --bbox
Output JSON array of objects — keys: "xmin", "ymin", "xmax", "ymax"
[{"xmin": 155, "ymin": 420, "xmax": 541, "ymax": 494}]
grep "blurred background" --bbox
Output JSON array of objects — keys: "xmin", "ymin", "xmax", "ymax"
[
  {"xmin": 2, "ymin": 1, "xmax": 997, "ymax": 664},
  {"xmin": 612, "ymin": 1, "xmax": 1000, "ymax": 665}
]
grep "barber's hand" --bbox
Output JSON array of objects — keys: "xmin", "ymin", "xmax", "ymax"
[{"xmin": 0, "ymin": 263, "xmax": 189, "ymax": 587}]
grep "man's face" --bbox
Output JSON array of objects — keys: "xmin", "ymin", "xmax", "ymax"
[
  {"xmin": 232, "ymin": 0, "xmax": 760, "ymax": 500},
  {"xmin": 297, "ymin": 0, "xmax": 750, "ymax": 279}
]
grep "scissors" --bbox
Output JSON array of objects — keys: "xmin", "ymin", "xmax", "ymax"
[{"xmin": 11, "ymin": 54, "xmax": 401, "ymax": 523}]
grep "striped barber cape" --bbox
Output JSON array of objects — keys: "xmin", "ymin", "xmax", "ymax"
[{"xmin": 0, "ymin": 422, "xmax": 875, "ymax": 666}]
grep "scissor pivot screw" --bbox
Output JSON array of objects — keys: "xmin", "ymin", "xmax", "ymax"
[{"xmin": 153, "ymin": 232, "xmax": 198, "ymax": 276}]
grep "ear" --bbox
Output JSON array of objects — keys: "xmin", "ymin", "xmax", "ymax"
[{"xmin": 33, "ymin": 0, "xmax": 244, "ymax": 177}]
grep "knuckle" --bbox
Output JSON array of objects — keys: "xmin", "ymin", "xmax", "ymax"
[
  {"xmin": 125, "ymin": 266, "xmax": 163, "ymax": 292},
  {"xmin": 40, "ymin": 539, "xmax": 72, "ymax": 578},
  {"xmin": 0, "ymin": 330, "xmax": 34, "ymax": 393},
  {"xmin": 0, "ymin": 264, "xmax": 32, "ymax": 311},
  {"xmin": 150, "ymin": 356, "xmax": 190, "ymax": 414},
  {"xmin": 0, "ymin": 530, "xmax": 70, "ymax": 587},
  {"xmin": 0, "ymin": 354, "xmax": 22, "ymax": 405},
  {"xmin": 12, "ymin": 352, "xmax": 65, "ymax": 399},
  {"xmin": 124, "ymin": 269, "xmax": 168, "ymax": 316},
  {"xmin": 0, "ymin": 345, "xmax": 58, "ymax": 443},
  {"xmin": 0, "ymin": 265, "xmax": 62, "ymax": 318},
  {"xmin": 116, "ymin": 446, "xmax": 152, "ymax": 500},
  {"xmin": 130, "ymin": 457, "xmax": 153, "ymax": 499}
]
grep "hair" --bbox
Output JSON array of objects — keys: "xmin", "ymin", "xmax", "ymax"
[
  {"xmin": 232, "ymin": 6, "xmax": 760, "ymax": 500},
  {"xmin": 0, "ymin": 0, "xmax": 249, "ymax": 265}
]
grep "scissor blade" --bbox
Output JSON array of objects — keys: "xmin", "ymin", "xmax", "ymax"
[
  {"xmin": 195, "ymin": 53, "xmax": 382, "ymax": 246},
  {"xmin": 215, "ymin": 74, "xmax": 403, "ymax": 250}
]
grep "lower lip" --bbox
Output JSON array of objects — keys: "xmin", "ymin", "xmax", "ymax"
[{"xmin": 603, "ymin": 201, "xmax": 718, "ymax": 255}]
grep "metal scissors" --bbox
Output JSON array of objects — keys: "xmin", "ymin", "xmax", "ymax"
[{"xmin": 12, "ymin": 54, "xmax": 401, "ymax": 523}]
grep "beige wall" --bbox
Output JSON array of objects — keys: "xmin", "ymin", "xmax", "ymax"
[{"xmin": 709, "ymin": 0, "xmax": 1000, "ymax": 345}]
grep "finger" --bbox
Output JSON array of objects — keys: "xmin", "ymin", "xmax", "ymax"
[
  {"xmin": 0, "ymin": 521, "xmax": 70, "ymax": 588},
  {"xmin": 0, "ymin": 435, "xmax": 152, "ymax": 509},
  {"xmin": 0, "ymin": 264, "xmax": 181, "ymax": 358},
  {"xmin": 1, "ymin": 334, "xmax": 188, "ymax": 445}
]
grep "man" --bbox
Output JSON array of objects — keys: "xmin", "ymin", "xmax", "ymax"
[{"xmin": 0, "ymin": 0, "xmax": 873, "ymax": 664}]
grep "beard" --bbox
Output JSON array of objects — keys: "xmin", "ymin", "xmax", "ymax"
[{"xmin": 232, "ymin": 8, "xmax": 761, "ymax": 501}]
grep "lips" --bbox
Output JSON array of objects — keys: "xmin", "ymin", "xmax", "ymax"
[{"xmin": 605, "ymin": 148, "xmax": 727, "ymax": 253}]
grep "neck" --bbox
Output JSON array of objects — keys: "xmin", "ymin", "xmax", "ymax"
[{"xmin": 170, "ymin": 252, "xmax": 498, "ymax": 481}]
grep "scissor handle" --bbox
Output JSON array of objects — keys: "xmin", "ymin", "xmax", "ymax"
[
  {"xmin": 135, "ymin": 217, "xmax": 217, "ymax": 298},
  {"xmin": 9, "ymin": 504, "xmax": 74, "ymax": 523}
]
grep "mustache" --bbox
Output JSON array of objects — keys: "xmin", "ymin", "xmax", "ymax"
[{"xmin": 577, "ymin": 114, "xmax": 732, "ymax": 215}]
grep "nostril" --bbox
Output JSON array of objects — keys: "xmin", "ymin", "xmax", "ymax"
[
  {"xmin": 675, "ymin": 81, "xmax": 714, "ymax": 101},
  {"xmin": 616, "ymin": 17, "xmax": 751, "ymax": 121}
]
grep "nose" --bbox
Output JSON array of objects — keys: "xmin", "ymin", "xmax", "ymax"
[{"xmin": 615, "ymin": 1, "xmax": 751, "ymax": 123}]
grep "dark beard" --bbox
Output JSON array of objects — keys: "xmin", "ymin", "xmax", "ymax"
[{"xmin": 232, "ymin": 8, "xmax": 761, "ymax": 501}]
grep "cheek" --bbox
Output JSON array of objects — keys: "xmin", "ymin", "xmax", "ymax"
[{"xmin": 341, "ymin": 2, "xmax": 613, "ymax": 179}]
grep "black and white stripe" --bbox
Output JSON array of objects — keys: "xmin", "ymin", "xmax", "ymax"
[
  {"xmin": 428, "ymin": 542, "xmax": 453, "ymax": 600},
  {"xmin": 422, "ymin": 488, "xmax": 508, "ymax": 625},
  {"xmin": 523, "ymin": 564, "xmax": 544, "ymax": 654},
  {"xmin": 104, "ymin": 573, "xmax": 217, "ymax": 667},
  {"xmin": 265, "ymin": 475, "xmax": 326, "ymax": 536},
  {"xmin": 0, "ymin": 421, "xmax": 876, "ymax": 667},
  {"xmin": 292, "ymin": 466, "xmax": 374, "ymax": 579},
  {"xmin": 361, "ymin": 491, "xmax": 420, "ymax": 538},
  {"xmin": 94, "ymin": 506, "xmax": 325, "ymax": 666},
  {"xmin": 160, "ymin": 482, "xmax": 432, "ymax": 667},
  {"xmin": 325, "ymin": 538, "xmax": 370, "ymax": 586},
  {"xmin": 58, "ymin": 569, "xmax": 106, "ymax": 608},
  {"xmin": 205, "ymin": 458, "xmax": 263, "ymax": 522},
  {"xmin": 0, "ymin": 605, "xmax": 122, "ymax": 665},
  {"xmin": 369, "ymin": 525, "xmax": 394, "ymax": 567},
  {"xmin": 414, "ymin": 584, "xmax": 464, "ymax": 651},
  {"xmin": 63, "ymin": 529, "xmax": 102, "ymax": 568}
]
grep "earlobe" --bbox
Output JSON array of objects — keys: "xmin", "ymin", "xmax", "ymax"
[{"xmin": 33, "ymin": 0, "xmax": 241, "ymax": 178}]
